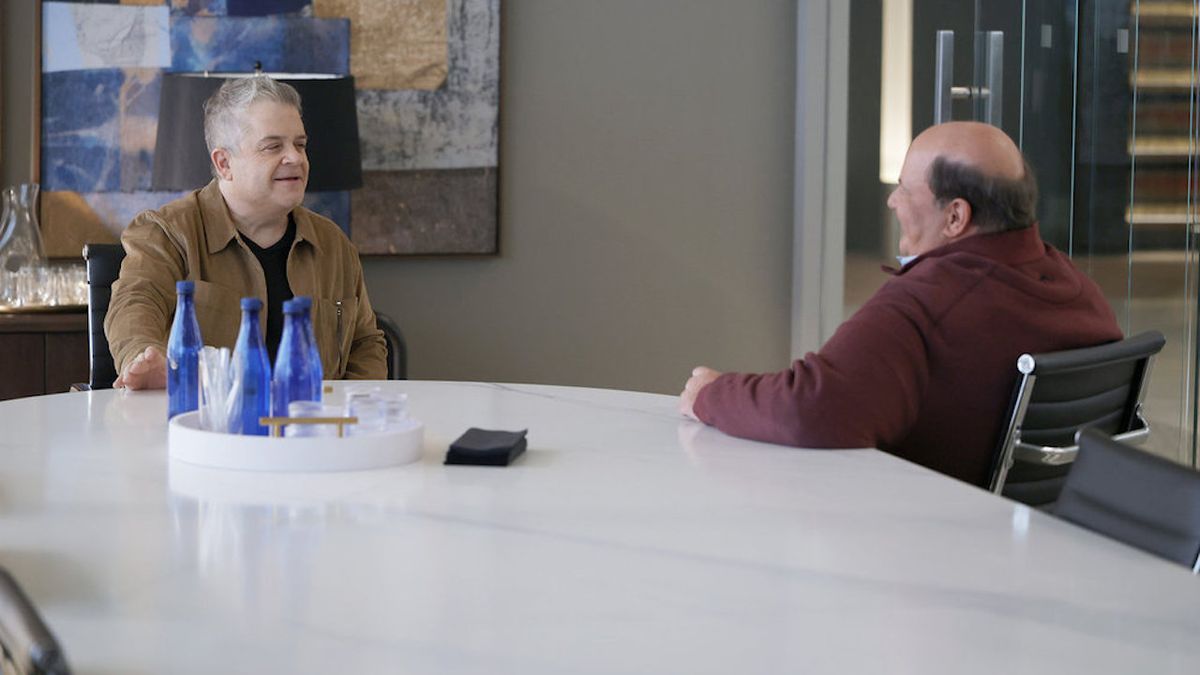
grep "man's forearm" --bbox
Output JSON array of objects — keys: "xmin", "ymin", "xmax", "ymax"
[{"xmin": 106, "ymin": 280, "xmax": 173, "ymax": 376}]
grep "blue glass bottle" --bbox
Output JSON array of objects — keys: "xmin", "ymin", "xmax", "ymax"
[
  {"xmin": 166, "ymin": 280, "xmax": 202, "ymax": 419},
  {"xmin": 231, "ymin": 297, "xmax": 271, "ymax": 436},
  {"xmin": 294, "ymin": 296, "xmax": 323, "ymax": 401},
  {"xmin": 271, "ymin": 299, "xmax": 313, "ymax": 416}
]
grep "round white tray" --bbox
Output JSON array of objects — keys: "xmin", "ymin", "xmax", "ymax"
[{"xmin": 168, "ymin": 411, "xmax": 424, "ymax": 472}]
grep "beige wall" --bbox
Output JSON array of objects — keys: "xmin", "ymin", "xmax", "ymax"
[
  {"xmin": 3, "ymin": 0, "xmax": 797, "ymax": 395},
  {"xmin": 364, "ymin": 1, "xmax": 796, "ymax": 393},
  {"xmin": 2, "ymin": 0, "xmax": 39, "ymax": 188}
]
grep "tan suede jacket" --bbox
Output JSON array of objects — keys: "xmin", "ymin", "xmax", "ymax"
[{"xmin": 106, "ymin": 180, "xmax": 387, "ymax": 381}]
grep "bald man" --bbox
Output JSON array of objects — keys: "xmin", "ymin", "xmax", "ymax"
[{"xmin": 679, "ymin": 122, "xmax": 1122, "ymax": 487}]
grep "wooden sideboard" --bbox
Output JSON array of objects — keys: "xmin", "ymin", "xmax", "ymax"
[{"xmin": 0, "ymin": 311, "xmax": 89, "ymax": 400}]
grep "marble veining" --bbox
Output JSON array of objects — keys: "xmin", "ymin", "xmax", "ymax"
[
  {"xmin": 483, "ymin": 381, "xmax": 684, "ymax": 420},
  {"xmin": 0, "ymin": 382, "xmax": 1197, "ymax": 674}
]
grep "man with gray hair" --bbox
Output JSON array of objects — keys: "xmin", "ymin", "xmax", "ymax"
[
  {"xmin": 679, "ymin": 122, "xmax": 1122, "ymax": 487},
  {"xmin": 108, "ymin": 75, "xmax": 386, "ymax": 388}
]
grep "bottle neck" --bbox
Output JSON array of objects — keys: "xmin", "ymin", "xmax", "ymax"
[
  {"xmin": 170, "ymin": 292, "xmax": 201, "ymax": 348},
  {"xmin": 280, "ymin": 312, "xmax": 303, "ymax": 341},
  {"xmin": 16, "ymin": 184, "xmax": 38, "ymax": 204},
  {"xmin": 241, "ymin": 308, "xmax": 261, "ymax": 330},
  {"xmin": 6, "ymin": 184, "xmax": 38, "ymax": 215},
  {"xmin": 237, "ymin": 308, "xmax": 266, "ymax": 355}
]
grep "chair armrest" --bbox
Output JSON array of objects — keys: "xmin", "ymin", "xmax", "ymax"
[{"xmin": 1014, "ymin": 415, "xmax": 1151, "ymax": 465}]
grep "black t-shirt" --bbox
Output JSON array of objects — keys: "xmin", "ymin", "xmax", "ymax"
[{"xmin": 240, "ymin": 216, "xmax": 296, "ymax": 365}]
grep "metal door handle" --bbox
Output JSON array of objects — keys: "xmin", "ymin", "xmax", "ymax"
[
  {"xmin": 982, "ymin": 30, "xmax": 1004, "ymax": 127},
  {"xmin": 935, "ymin": 30, "xmax": 970, "ymax": 123},
  {"xmin": 934, "ymin": 30, "xmax": 1004, "ymax": 126}
]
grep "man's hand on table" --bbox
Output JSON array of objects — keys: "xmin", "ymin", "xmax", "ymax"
[
  {"xmin": 679, "ymin": 366, "xmax": 722, "ymax": 420},
  {"xmin": 114, "ymin": 345, "xmax": 168, "ymax": 390}
]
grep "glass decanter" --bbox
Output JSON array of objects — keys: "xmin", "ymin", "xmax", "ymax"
[{"xmin": 0, "ymin": 184, "xmax": 46, "ymax": 308}]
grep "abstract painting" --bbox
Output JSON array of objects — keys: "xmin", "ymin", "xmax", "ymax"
[
  {"xmin": 42, "ymin": 67, "xmax": 161, "ymax": 193},
  {"xmin": 338, "ymin": 0, "xmax": 500, "ymax": 254},
  {"xmin": 42, "ymin": 3, "xmax": 170, "ymax": 73},
  {"xmin": 39, "ymin": 0, "xmax": 500, "ymax": 257},
  {"xmin": 169, "ymin": 16, "xmax": 350, "ymax": 73}
]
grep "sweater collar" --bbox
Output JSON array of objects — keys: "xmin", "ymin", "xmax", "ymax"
[
  {"xmin": 885, "ymin": 225, "xmax": 1045, "ymax": 275},
  {"xmin": 198, "ymin": 179, "xmax": 321, "ymax": 255}
]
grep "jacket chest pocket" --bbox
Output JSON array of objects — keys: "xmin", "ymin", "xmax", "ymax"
[
  {"xmin": 191, "ymin": 281, "xmax": 245, "ymax": 349},
  {"xmin": 313, "ymin": 297, "xmax": 357, "ymax": 378}
]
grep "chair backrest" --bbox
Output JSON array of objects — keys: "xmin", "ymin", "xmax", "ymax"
[
  {"xmin": 375, "ymin": 311, "xmax": 407, "ymax": 380},
  {"xmin": 1055, "ymin": 428, "xmax": 1200, "ymax": 571},
  {"xmin": 83, "ymin": 243, "xmax": 126, "ymax": 390},
  {"xmin": 989, "ymin": 330, "xmax": 1166, "ymax": 507}
]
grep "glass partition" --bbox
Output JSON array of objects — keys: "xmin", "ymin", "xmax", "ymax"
[
  {"xmin": 1074, "ymin": 0, "xmax": 1199, "ymax": 465},
  {"xmin": 842, "ymin": 0, "xmax": 1200, "ymax": 466}
]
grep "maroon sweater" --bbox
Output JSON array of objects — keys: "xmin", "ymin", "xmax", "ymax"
[{"xmin": 694, "ymin": 226, "xmax": 1122, "ymax": 487}]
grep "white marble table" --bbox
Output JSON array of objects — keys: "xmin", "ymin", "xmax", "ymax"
[{"xmin": 0, "ymin": 381, "xmax": 1197, "ymax": 674}]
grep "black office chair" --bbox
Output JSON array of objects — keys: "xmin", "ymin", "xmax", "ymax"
[
  {"xmin": 988, "ymin": 330, "xmax": 1166, "ymax": 507},
  {"xmin": 1055, "ymin": 428, "xmax": 1200, "ymax": 572},
  {"xmin": 81, "ymin": 243, "xmax": 126, "ymax": 390},
  {"xmin": 0, "ymin": 566, "xmax": 72, "ymax": 674},
  {"xmin": 375, "ymin": 311, "xmax": 407, "ymax": 380}
]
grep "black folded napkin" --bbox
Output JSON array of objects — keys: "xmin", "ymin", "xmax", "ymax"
[{"xmin": 445, "ymin": 428, "xmax": 528, "ymax": 466}]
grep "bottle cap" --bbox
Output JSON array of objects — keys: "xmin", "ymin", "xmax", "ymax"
[
  {"xmin": 176, "ymin": 280, "xmax": 194, "ymax": 294},
  {"xmin": 240, "ymin": 297, "xmax": 262, "ymax": 311},
  {"xmin": 292, "ymin": 295, "xmax": 313, "ymax": 309},
  {"xmin": 283, "ymin": 299, "xmax": 302, "ymax": 314}
]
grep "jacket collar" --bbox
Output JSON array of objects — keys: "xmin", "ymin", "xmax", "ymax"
[
  {"xmin": 886, "ymin": 225, "xmax": 1045, "ymax": 276},
  {"xmin": 198, "ymin": 179, "xmax": 321, "ymax": 255}
]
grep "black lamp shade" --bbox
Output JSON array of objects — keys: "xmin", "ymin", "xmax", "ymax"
[{"xmin": 151, "ymin": 73, "xmax": 363, "ymax": 192}]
